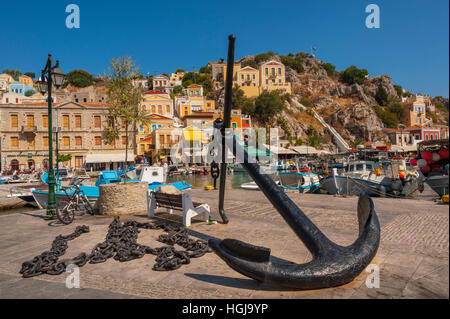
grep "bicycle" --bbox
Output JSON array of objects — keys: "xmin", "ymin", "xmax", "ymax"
[{"xmin": 56, "ymin": 183, "xmax": 95, "ymax": 225}]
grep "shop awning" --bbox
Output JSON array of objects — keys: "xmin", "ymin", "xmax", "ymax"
[{"xmin": 85, "ymin": 153, "xmax": 136, "ymax": 164}]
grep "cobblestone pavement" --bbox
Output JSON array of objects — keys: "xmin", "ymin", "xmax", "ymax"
[{"xmin": 0, "ymin": 189, "xmax": 448, "ymax": 299}]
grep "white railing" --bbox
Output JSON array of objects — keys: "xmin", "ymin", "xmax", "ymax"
[{"xmin": 292, "ymin": 97, "xmax": 350, "ymax": 152}]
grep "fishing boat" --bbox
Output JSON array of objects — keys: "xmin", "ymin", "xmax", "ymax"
[
  {"xmin": 32, "ymin": 185, "xmax": 99, "ymax": 209},
  {"xmin": 425, "ymin": 174, "xmax": 449, "ymax": 196},
  {"xmin": 32, "ymin": 166, "xmax": 191, "ymax": 209},
  {"xmin": 416, "ymin": 139, "xmax": 449, "ymax": 197},
  {"xmin": 278, "ymin": 167, "xmax": 320, "ymax": 193},
  {"xmin": 320, "ymin": 160, "xmax": 418, "ymax": 197}
]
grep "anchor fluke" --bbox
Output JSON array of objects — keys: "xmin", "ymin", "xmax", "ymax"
[{"xmin": 209, "ymin": 195, "xmax": 380, "ymax": 290}]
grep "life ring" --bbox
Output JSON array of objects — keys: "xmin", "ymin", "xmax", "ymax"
[{"xmin": 299, "ymin": 167, "xmax": 309, "ymax": 173}]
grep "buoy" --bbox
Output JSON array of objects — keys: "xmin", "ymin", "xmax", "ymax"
[
  {"xmin": 421, "ymin": 151, "xmax": 433, "ymax": 161},
  {"xmin": 398, "ymin": 171, "xmax": 406, "ymax": 179},
  {"xmin": 432, "ymin": 152, "xmax": 441, "ymax": 162},
  {"xmin": 438, "ymin": 149, "xmax": 449, "ymax": 160},
  {"xmin": 204, "ymin": 185, "xmax": 214, "ymax": 190},
  {"xmin": 442, "ymin": 195, "xmax": 449, "ymax": 203},
  {"xmin": 417, "ymin": 159, "xmax": 427, "ymax": 168},
  {"xmin": 420, "ymin": 165, "xmax": 430, "ymax": 174},
  {"xmin": 409, "ymin": 158, "xmax": 418, "ymax": 166}
]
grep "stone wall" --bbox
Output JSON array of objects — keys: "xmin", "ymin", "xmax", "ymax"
[{"xmin": 98, "ymin": 182, "xmax": 148, "ymax": 216}]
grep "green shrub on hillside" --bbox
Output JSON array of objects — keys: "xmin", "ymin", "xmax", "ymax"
[
  {"xmin": 341, "ymin": 66, "xmax": 368, "ymax": 85},
  {"xmin": 322, "ymin": 63, "xmax": 335, "ymax": 76},
  {"xmin": 375, "ymin": 85, "xmax": 389, "ymax": 106},
  {"xmin": 64, "ymin": 70, "xmax": 94, "ymax": 88}
]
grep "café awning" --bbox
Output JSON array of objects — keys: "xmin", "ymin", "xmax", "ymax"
[{"xmin": 85, "ymin": 153, "xmax": 136, "ymax": 164}]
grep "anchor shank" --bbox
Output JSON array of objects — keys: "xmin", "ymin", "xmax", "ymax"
[{"xmin": 232, "ymin": 136, "xmax": 334, "ymax": 256}]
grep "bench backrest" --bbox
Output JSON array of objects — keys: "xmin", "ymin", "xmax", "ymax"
[{"xmin": 154, "ymin": 192, "xmax": 183, "ymax": 209}]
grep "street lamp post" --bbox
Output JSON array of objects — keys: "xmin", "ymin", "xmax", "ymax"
[{"xmin": 37, "ymin": 54, "xmax": 65, "ymax": 219}]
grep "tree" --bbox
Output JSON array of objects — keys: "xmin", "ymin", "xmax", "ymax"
[
  {"xmin": 280, "ymin": 54, "xmax": 304, "ymax": 73},
  {"xmin": 393, "ymin": 84, "xmax": 403, "ymax": 97},
  {"xmin": 375, "ymin": 85, "xmax": 388, "ymax": 106},
  {"xmin": 24, "ymin": 72, "xmax": 35, "ymax": 79},
  {"xmin": 175, "ymin": 68, "xmax": 185, "ymax": 73},
  {"xmin": 232, "ymin": 85, "xmax": 254, "ymax": 114},
  {"xmin": 241, "ymin": 58, "xmax": 258, "ymax": 69},
  {"xmin": 64, "ymin": 70, "xmax": 94, "ymax": 88},
  {"xmin": 254, "ymin": 51, "xmax": 276, "ymax": 65},
  {"xmin": 340, "ymin": 66, "xmax": 368, "ymax": 85},
  {"xmin": 253, "ymin": 90, "xmax": 285, "ymax": 125},
  {"xmin": 104, "ymin": 56, "xmax": 148, "ymax": 180},
  {"xmin": 173, "ymin": 85, "xmax": 184, "ymax": 95},
  {"xmin": 57, "ymin": 154, "xmax": 72, "ymax": 164},
  {"xmin": 24, "ymin": 90, "xmax": 35, "ymax": 97},
  {"xmin": 387, "ymin": 98, "xmax": 405, "ymax": 122},
  {"xmin": 2, "ymin": 69, "xmax": 21, "ymax": 80},
  {"xmin": 199, "ymin": 66, "xmax": 211, "ymax": 74},
  {"xmin": 322, "ymin": 63, "xmax": 335, "ymax": 76}
]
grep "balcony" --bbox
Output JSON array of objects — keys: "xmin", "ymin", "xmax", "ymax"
[{"xmin": 21, "ymin": 126, "xmax": 37, "ymax": 135}]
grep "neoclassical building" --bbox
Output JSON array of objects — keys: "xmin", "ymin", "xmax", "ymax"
[{"xmin": 0, "ymin": 101, "xmax": 133, "ymax": 172}]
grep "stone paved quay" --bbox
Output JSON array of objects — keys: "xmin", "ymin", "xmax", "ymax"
[{"xmin": 0, "ymin": 189, "xmax": 448, "ymax": 299}]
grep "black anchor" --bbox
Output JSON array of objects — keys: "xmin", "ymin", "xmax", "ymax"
[{"xmin": 208, "ymin": 35, "xmax": 380, "ymax": 289}]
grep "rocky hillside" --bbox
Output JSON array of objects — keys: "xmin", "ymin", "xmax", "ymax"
[{"xmin": 229, "ymin": 53, "xmax": 448, "ymax": 151}]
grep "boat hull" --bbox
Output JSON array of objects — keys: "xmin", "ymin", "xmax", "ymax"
[{"xmin": 425, "ymin": 175, "xmax": 449, "ymax": 197}]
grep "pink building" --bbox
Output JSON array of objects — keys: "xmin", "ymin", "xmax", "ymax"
[{"xmin": 406, "ymin": 126, "xmax": 441, "ymax": 142}]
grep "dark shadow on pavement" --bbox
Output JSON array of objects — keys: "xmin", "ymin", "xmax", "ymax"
[{"xmin": 184, "ymin": 273, "xmax": 300, "ymax": 291}]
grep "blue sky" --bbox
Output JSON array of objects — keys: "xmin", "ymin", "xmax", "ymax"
[{"xmin": 1, "ymin": 0, "xmax": 448, "ymax": 97}]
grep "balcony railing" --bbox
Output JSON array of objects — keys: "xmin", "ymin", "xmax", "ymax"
[{"xmin": 21, "ymin": 125, "xmax": 37, "ymax": 133}]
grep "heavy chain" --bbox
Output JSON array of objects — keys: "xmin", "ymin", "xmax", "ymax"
[{"xmin": 19, "ymin": 217, "xmax": 211, "ymax": 278}]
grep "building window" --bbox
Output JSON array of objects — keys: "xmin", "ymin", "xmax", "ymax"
[
  {"xmin": 94, "ymin": 116, "xmax": 101, "ymax": 128},
  {"xmin": 95, "ymin": 136, "xmax": 102, "ymax": 146},
  {"xmin": 26, "ymin": 115, "xmax": 34, "ymax": 128},
  {"xmin": 271, "ymin": 68, "xmax": 275, "ymax": 76},
  {"xmin": 121, "ymin": 116, "xmax": 126, "ymax": 128},
  {"xmin": 75, "ymin": 136, "xmax": 82, "ymax": 146},
  {"xmin": 62, "ymin": 115, "xmax": 69, "ymax": 128},
  {"xmin": 10, "ymin": 115, "xmax": 18, "ymax": 129},
  {"xmin": 10, "ymin": 137, "xmax": 18, "ymax": 148},
  {"xmin": 42, "ymin": 115, "xmax": 48, "ymax": 128},
  {"xmin": 253, "ymin": 74, "xmax": 256, "ymax": 80},
  {"xmin": 63, "ymin": 137, "xmax": 70, "ymax": 147},
  {"xmin": 152, "ymin": 105, "xmax": 156, "ymax": 113},
  {"xmin": 122, "ymin": 136, "xmax": 127, "ymax": 145},
  {"xmin": 166, "ymin": 105, "xmax": 170, "ymax": 113},
  {"xmin": 43, "ymin": 136, "xmax": 49, "ymax": 147},
  {"xmin": 159, "ymin": 135, "xmax": 164, "ymax": 145},
  {"xmin": 265, "ymin": 68, "xmax": 268, "ymax": 75},
  {"xmin": 278, "ymin": 67, "xmax": 281, "ymax": 75},
  {"xmin": 75, "ymin": 115, "xmax": 81, "ymax": 128},
  {"xmin": 232, "ymin": 122, "xmax": 237, "ymax": 129},
  {"xmin": 158, "ymin": 105, "xmax": 163, "ymax": 114}
]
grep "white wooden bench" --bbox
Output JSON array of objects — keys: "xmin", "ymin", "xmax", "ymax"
[{"xmin": 147, "ymin": 190, "xmax": 211, "ymax": 227}]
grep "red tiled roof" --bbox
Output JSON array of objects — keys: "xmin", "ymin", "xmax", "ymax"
[
  {"xmin": 144, "ymin": 90, "xmax": 167, "ymax": 95},
  {"xmin": 187, "ymin": 84, "xmax": 202, "ymax": 88}
]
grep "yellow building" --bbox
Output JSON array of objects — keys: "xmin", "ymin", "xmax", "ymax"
[
  {"xmin": 174, "ymin": 85, "xmax": 215, "ymax": 117},
  {"xmin": 402, "ymin": 95, "xmax": 428, "ymax": 127},
  {"xmin": 140, "ymin": 90, "xmax": 173, "ymax": 117},
  {"xmin": 0, "ymin": 73, "xmax": 15, "ymax": 91},
  {"xmin": 136, "ymin": 114, "xmax": 176, "ymax": 155},
  {"xmin": 235, "ymin": 66, "xmax": 260, "ymax": 97},
  {"xmin": 259, "ymin": 60, "xmax": 292, "ymax": 94},
  {"xmin": 18, "ymin": 75, "xmax": 34, "ymax": 88}
]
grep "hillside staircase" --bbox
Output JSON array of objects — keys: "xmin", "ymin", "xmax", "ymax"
[{"xmin": 292, "ymin": 97, "xmax": 350, "ymax": 152}]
